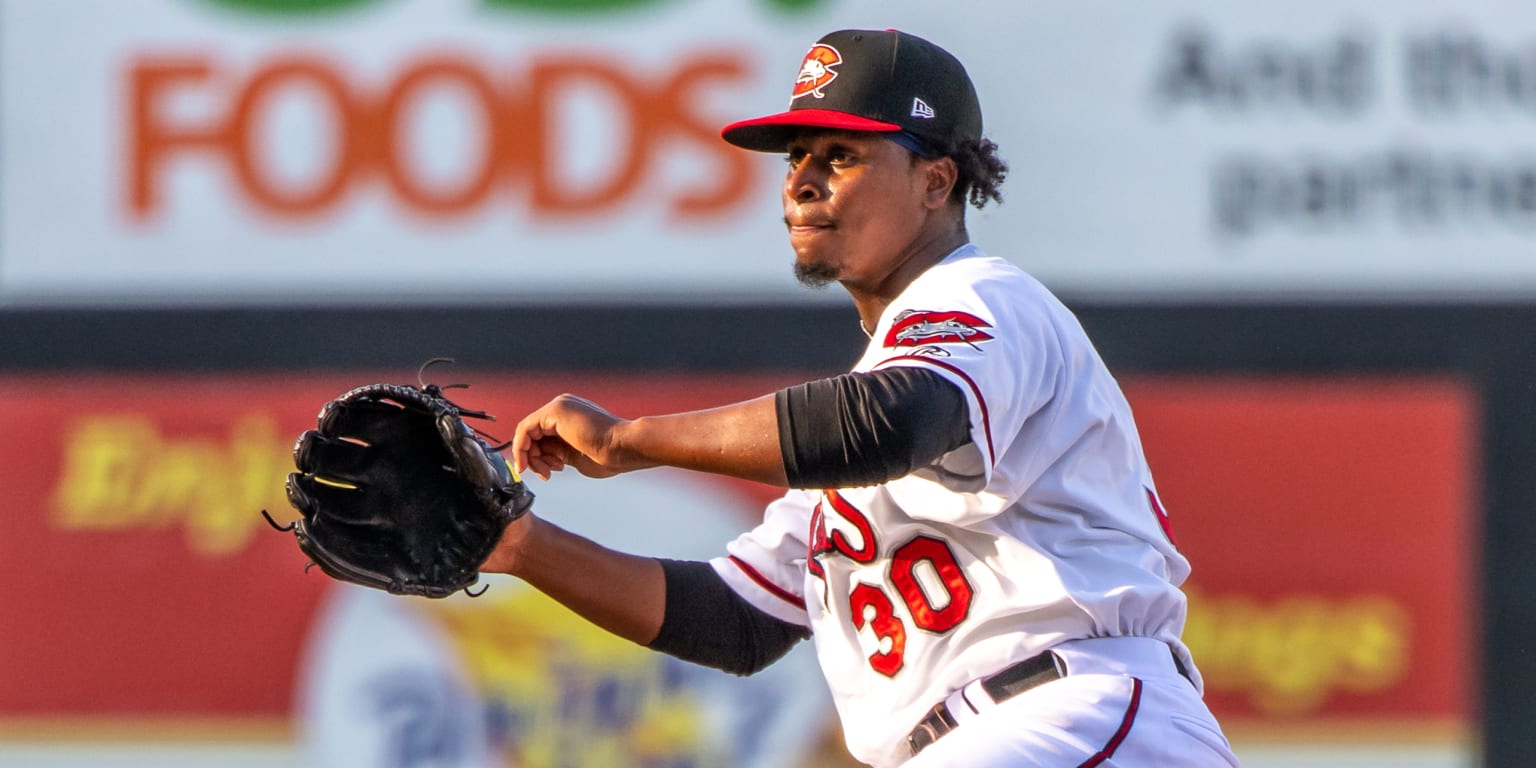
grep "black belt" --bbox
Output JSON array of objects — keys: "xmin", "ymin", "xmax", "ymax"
[{"xmin": 906, "ymin": 651, "xmax": 1065, "ymax": 756}]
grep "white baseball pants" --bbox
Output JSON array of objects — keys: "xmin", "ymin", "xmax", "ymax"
[{"xmin": 901, "ymin": 637, "xmax": 1241, "ymax": 767}]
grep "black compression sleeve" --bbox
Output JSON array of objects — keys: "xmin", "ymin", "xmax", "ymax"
[
  {"xmin": 646, "ymin": 559, "xmax": 810, "ymax": 676},
  {"xmin": 775, "ymin": 367, "xmax": 971, "ymax": 489}
]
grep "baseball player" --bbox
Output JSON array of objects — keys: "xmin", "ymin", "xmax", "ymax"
[{"xmin": 482, "ymin": 29, "xmax": 1240, "ymax": 767}]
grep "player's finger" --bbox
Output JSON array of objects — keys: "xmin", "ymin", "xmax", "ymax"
[
  {"xmin": 524, "ymin": 434, "xmax": 554, "ymax": 480},
  {"xmin": 511, "ymin": 407, "xmax": 554, "ymax": 474},
  {"xmin": 526, "ymin": 452, "xmax": 556, "ymax": 478},
  {"xmin": 539, "ymin": 439, "xmax": 568, "ymax": 473},
  {"xmin": 529, "ymin": 437, "xmax": 571, "ymax": 481}
]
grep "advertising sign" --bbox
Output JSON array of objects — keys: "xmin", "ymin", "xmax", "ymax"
[
  {"xmin": 0, "ymin": 371, "xmax": 1477, "ymax": 767},
  {"xmin": 1127, "ymin": 377, "xmax": 1477, "ymax": 735},
  {"xmin": 0, "ymin": 371, "xmax": 839, "ymax": 767},
  {"xmin": 4, "ymin": 0, "xmax": 1536, "ymax": 305}
]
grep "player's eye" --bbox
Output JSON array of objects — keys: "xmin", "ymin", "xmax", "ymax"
[{"xmin": 825, "ymin": 146, "xmax": 859, "ymax": 167}]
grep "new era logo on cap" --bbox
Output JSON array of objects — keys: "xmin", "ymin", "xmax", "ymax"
[{"xmin": 720, "ymin": 29, "xmax": 983, "ymax": 153}]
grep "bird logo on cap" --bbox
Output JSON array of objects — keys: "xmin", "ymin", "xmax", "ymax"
[{"xmin": 792, "ymin": 44, "xmax": 842, "ymax": 100}]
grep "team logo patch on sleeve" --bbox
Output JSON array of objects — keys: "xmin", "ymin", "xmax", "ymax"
[{"xmin": 884, "ymin": 310, "xmax": 994, "ymax": 348}]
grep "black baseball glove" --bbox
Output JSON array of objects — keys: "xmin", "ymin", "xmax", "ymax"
[{"xmin": 264, "ymin": 369, "xmax": 534, "ymax": 598}]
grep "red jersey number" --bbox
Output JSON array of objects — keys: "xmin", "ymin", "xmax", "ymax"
[
  {"xmin": 849, "ymin": 583, "xmax": 906, "ymax": 677},
  {"xmin": 847, "ymin": 535, "xmax": 975, "ymax": 677}
]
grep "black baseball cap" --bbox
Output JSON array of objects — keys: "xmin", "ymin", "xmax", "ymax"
[{"xmin": 721, "ymin": 29, "xmax": 983, "ymax": 154}]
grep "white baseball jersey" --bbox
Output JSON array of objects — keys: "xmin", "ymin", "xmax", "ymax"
[{"xmin": 711, "ymin": 244, "xmax": 1200, "ymax": 767}]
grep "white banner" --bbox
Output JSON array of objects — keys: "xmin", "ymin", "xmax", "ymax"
[{"xmin": 4, "ymin": 0, "xmax": 1536, "ymax": 305}]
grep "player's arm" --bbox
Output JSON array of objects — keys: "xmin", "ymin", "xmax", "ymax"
[
  {"xmin": 776, "ymin": 367, "xmax": 973, "ymax": 488},
  {"xmin": 491, "ymin": 368, "xmax": 971, "ymax": 671},
  {"xmin": 482, "ymin": 515, "xmax": 808, "ymax": 675},
  {"xmin": 511, "ymin": 368, "xmax": 971, "ymax": 488},
  {"xmin": 513, "ymin": 392, "xmax": 785, "ymax": 484},
  {"xmin": 481, "ymin": 513, "xmax": 668, "ymax": 645}
]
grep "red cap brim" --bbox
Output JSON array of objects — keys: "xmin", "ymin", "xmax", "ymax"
[{"xmin": 721, "ymin": 108, "xmax": 903, "ymax": 152}]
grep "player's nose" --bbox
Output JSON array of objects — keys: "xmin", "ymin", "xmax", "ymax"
[{"xmin": 784, "ymin": 161, "xmax": 827, "ymax": 204}]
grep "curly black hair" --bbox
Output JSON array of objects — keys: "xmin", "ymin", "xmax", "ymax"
[{"xmin": 945, "ymin": 137, "xmax": 1008, "ymax": 210}]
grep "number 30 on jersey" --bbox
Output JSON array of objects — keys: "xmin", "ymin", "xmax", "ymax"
[{"xmin": 809, "ymin": 490, "xmax": 975, "ymax": 677}]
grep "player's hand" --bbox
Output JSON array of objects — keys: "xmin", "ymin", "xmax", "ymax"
[{"xmin": 511, "ymin": 394, "xmax": 639, "ymax": 481}]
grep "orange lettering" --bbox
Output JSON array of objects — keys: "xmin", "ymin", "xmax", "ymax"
[
  {"xmin": 526, "ymin": 57, "xmax": 650, "ymax": 215},
  {"xmin": 377, "ymin": 55, "xmax": 501, "ymax": 214},
  {"xmin": 128, "ymin": 59, "xmax": 224, "ymax": 220},
  {"xmin": 125, "ymin": 49, "xmax": 757, "ymax": 222},
  {"xmin": 658, "ymin": 54, "xmax": 754, "ymax": 219},
  {"xmin": 230, "ymin": 56, "xmax": 356, "ymax": 215}
]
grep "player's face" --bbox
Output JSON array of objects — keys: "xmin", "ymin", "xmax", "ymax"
[{"xmin": 781, "ymin": 130, "xmax": 941, "ymax": 291}]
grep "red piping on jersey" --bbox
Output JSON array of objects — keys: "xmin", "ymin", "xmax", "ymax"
[
  {"xmin": 1077, "ymin": 677, "xmax": 1142, "ymax": 767},
  {"xmin": 728, "ymin": 555, "xmax": 806, "ymax": 610},
  {"xmin": 1146, "ymin": 487, "xmax": 1179, "ymax": 547},
  {"xmin": 874, "ymin": 356, "xmax": 995, "ymax": 464}
]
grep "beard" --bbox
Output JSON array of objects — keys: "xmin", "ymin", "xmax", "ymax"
[{"xmin": 793, "ymin": 255, "xmax": 839, "ymax": 288}]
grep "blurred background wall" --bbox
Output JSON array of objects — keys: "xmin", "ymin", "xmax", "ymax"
[{"xmin": 0, "ymin": 0, "xmax": 1526, "ymax": 765}]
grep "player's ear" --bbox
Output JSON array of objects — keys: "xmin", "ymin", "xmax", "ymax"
[{"xmin": 921, "ymin": 156, "xmax": 959, "ymax": 210}]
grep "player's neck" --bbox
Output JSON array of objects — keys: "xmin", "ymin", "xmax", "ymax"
[{"xmin": 845, "ymin": 227, "xmax": 969, "ymax": 336}]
